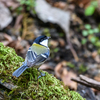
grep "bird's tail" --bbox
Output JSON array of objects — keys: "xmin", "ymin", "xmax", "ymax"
[{"xmin": 12, "ymin": 63, "xmax": 28, "ymax": 77}]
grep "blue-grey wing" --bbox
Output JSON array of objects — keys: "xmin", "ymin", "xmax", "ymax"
[
  {"xmin": 25, "ymin": 47, "xmax": 49, "ymax": 67},
  {"xmin": 26, "ymin": 47, "xmax": 37, "ymax": 62},
  {"xmin": 34, "ymin": 53, "xmax": 49, "ymax": 65}
]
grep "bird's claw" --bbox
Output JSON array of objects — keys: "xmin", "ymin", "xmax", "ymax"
[{"xmin": 38, "ymin": 73, "xmax": 45, "ymax": 79}]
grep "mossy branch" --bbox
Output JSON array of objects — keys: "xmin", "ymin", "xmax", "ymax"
[{"xmin": 0, "ymin": 42, "xmax": 85, "ymax": 100}]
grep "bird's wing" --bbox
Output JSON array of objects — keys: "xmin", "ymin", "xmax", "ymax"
[
  {"xmin": 26, "ymin": 47, "xmax": 37, "ymax": 62},
  {"xmin": 26, "ymin": 47, "xmax": 49, "ymax": 67},
  {"xmin": 33, "ymin": 53, "xmax": 48, "ymax": 65}
]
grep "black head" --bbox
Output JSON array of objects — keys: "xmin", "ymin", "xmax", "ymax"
[{"xmin": 33, "ymin": 35, "xmax": 49, "ymax": 45}]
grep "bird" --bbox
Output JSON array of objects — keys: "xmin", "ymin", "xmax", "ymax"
[{"xmin": 12, "ymin": 35, "xmax": 50, "ymax": 78}]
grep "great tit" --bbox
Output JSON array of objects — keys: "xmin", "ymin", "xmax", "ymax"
[{"xmin": 12, "ymin": 35, "xmax": 50, "ymax": 78}]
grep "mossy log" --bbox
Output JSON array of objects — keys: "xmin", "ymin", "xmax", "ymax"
[{"xmin": 0, "ymin": 42, "xmax": 85, "ymax": 100}]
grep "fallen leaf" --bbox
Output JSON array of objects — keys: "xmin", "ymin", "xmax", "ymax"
[
  {"xmin": 49, "ymin": 40, "xmax": 59, "ymax": 48},
  {"xmin": 94, "ymin": 55, "xmax": 100, "ymax": 63},
  {"xmin": 92, "ymin": 51, "xmax": 97, "ymax": 58},
  {"xmin": 7, "ymin": 37, "xmax": 29, "ymax": 58},
  {"xmin": 14, "ymin": 14, "xmax": 23, "ymax": 29},
  {"xmin": 39, "ymin": 64, "xmax": 54, "ymax": 70},
  {"xmin": 0, "ymin": 1, "xmax": 12, "ymax": 30},
  {"xmin": 1, "ymin": 40, "xmax": 10, "ymax": 46},
  {"xmin": 0, "ymin": 33, "xmax": 5, "ymax": 41},
  {"xmin": 58, "ymin": 38, "xmax": 65, "ymax": 47},
  {"xmin": 55, "ymin": 62, "xmax": 63, "ymax": 78},
  {"xmin": 54, "ymin": 2, "xmax": 67, "ymax": 9},
  {"xmin": 4, "ymin": 34, "xmax": 12, "ymax": 42},
  {"xmin": 55, "ymin": 61, "xmax": 77, "ymax": 90},
  {"xmin": 35, "ymin": 0, "xmax": 70, "ymax": 30},
  {"xmin": 94, "ymin": 74, "xmax": 100, "ymax": 82},
  {"xmin": 61, "ymin": 69, "xmax": 77, "ymax": 90},
  {"xmin": 0, "ymin": 33, "xmax": 13, "ymax": 45},
  {"xmin": 71, "ymin": 13, "xmax": 83, "ymax": 25},
  {"xmin": 1, "ymin": 0, "xmax": 20, "ymax": 10},
  {"xmin": 69, "ymin": 0, "xmax": 90, "ymax": 8}
]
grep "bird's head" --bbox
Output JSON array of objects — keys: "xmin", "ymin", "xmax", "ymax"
[{"xmin": 34, "ymin": 35, "xmax": 50, "ymax": 47}]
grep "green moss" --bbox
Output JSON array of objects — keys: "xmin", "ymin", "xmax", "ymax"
[
  {"xmin": 0, "ymin": 42, "xmax": 85, "ymax": 100},
  {"xmin": 69, "ymin": 91, "xmax": 85, "ymax": 100}
]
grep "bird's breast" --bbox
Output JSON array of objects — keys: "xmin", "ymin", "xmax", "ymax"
[{"xmin": 31, "ymin": 43, "xmax": 48, "ymax": 55}]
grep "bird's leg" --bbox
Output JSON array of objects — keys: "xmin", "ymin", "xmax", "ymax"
[{"xmin": 37, "ymin": 68, "xmax": 45, "ymax": 79}]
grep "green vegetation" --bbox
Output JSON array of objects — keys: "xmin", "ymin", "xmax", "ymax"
[
  {"xmin": 67, "ymin": 62, "xmax": 87, "ymax": 73},
  {"xmin": 85, "ymin": 0, "xmax": 98, "ymax": 16},
  {"xmin": 16, "ymin": 0, "xmax": 36, "ymax": 14},
  {"xmin": 0, "ymin": 43, "xmax": 85, "ymax": 100},
  {"xmin": 82, "ymin": 24, "xmax": 99, "ymax": 44},
  {"xmin": 81, "ymin": 24, "xmax": 100, "ymax": 54},
  {"xmin": 82, "ymin": 24, "xmax": 99, "ymax": 37},
  {"xmin": 18, "ymin": 0, "xmax": 35, "ymax": 10},
  {"xmin": 54, "ymin": 48, "xmax": 59, "ymax": 53},
  {"xmin": 67, "ymin": 62, "xmax": 75, "ymax": 68},
  {"xmin": 43, "ymin": 28, "xmax": 51, "ymax": 37},
  {"xmin": 79, "ymin": 64, "xmax": 87, "ymax": 73}
]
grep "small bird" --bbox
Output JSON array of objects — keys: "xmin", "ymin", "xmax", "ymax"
[{"xmin": 12, "ymin": 35, "xmax": 50, "ymax": 78}]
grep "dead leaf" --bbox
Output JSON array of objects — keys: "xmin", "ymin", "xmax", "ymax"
[
  {"xmin": 58, "ymin": 38, "xmax": 65, "ymax": 47},
  {"xmin": 61, "ymin": 69, "xmax": 77, "ymax": 90},
  {"xmin": 0, "ymin": 33, "xmax": 13, "ymax": 45},
  {"xmin": 35, "ymin": 0, "xmax": 70, "ymax": 28},
  {"xmin": 39, "ymin": 64, "xmax": 54, "ymax": 70},
  {"xmin": 54, "ymin": 2, "xmax": 67, "ymax": 9},
  {"xmin": 91, "ymin": 51, "xmax": 100, "ymax": 63},
  {"xmin": 55, "ymin": 61, "xmax": 67, "ymax": 78},
  {"xmin": 71, "ymin": 13, "xmax": 83, "ymax": 25},
  {"xmin": 0, "ymin": 1, "xmax": 12, "ymax": 30},
  {"xmin": 84, "ymin": 49, "xmax": 91, "ymax": 57},
  {"xmin": 4, "ymin": 34, "xmax": 12, "ymax": 42},
  {"xmin": 94, "ymin": 55, "xmax": 100, "ymax": 63},
  {"xmin": 1, "ymin": 0, "xmax": 20, "ymax": 10},
  {"xmin": 0, "ymin": 33, "xmax": 5, "ymax": 41},
  {"xmin": 69, "ymin": 0, "xmax": 90, "ymax": 8},
  {"xmin": 92, "ymin": 51, "xmax": 97, "ymax": 59},
  {"xmin": 1, "ymin": 40, "xmax": 10, "ymax": 46},
  {"xmin": 55, "ymin": 62, "xmax": 63, "ymax": 78},
  {"xmin": 7, "ymin": 37, "xmax": 30, "ymax": 58},
  {"xmin": 67, "ymin": 4, "xmax": 75, "ymax": 11},
  {"xmin": 49, "ymin": 40, "xmax": 59, "ymax": 48},
  {"xmin": 55, "ymin": 61, "xmax": 77, "ymax": 90},
  {"xmin": 94, "ymin": 74, "xmax": 100, "ymax": 82},
  {"xmin": 14, "ymin": 14, "xmax": 23, "ymax": 29}
]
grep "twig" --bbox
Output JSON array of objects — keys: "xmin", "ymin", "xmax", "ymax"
[
  {"xmin": 62, "ymin": 27, "xmax": 79, "ymax": 61},
  {"xmin": 71, "ymin": 75, "xmax": 100, "ymax": 91}
]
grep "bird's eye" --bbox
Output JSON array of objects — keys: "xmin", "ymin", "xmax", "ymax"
[{"xmin": 40, "ymin": 39, "xmax": 44, "ymax": 42}]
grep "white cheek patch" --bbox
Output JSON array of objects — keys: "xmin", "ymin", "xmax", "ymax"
[{"xmin": 40, "ymin": 40, "xmax": 48, "ymax": 47}]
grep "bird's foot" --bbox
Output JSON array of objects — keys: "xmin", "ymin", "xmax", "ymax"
[
  {"xmin": 38, "ymin": 73, "xmax": 45, "ymax": 79},
  {"xmin": 37, "ymin": 68, "xmax": 45, "ymax": 79}
]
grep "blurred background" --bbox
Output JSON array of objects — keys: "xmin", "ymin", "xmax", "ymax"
[{"xmin": 0, "ymin": 0, "xmax": 100, "ymax": 99}]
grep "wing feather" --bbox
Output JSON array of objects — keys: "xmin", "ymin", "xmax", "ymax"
[
  {"xmin": 25, "ymin": 47, "xmax": 49, "ymax": 67},
  {"xmin": 26, "ymin": 47, "xmax": 37, "ymax": 62}
]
